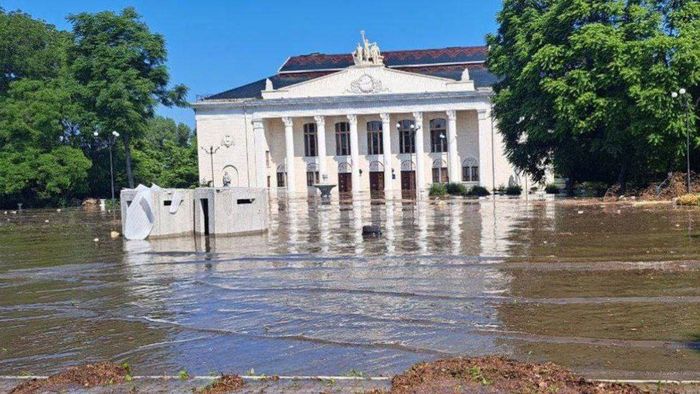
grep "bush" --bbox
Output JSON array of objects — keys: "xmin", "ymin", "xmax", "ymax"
[
  {"xmin": 495, "ymin": 185, "xmax": 506, "ymax": 194},
  {"xmin": 676, "ymin": 194, "xmax": 700, "ymax": 206},
  {"xmin": 445, "ymin": 182, "xmax": 468, "ymax": 196},
  {"xmin": 505, "ymin": 185, "xmax": 522, "ymax": 195},
  {"xmin": 429, "ymin": 183, "xmax": 447, "ymax": 197},
  {"xmin": 468, "ymin": 186, "xmax": 491, "ymax": 197},
  {"xmin": 545, "ymin": 183, "xmax": 560, "ymax": 194},
  {"xmin": 577, "ymin": 181, "xmax": 608, "ymax": 197}
]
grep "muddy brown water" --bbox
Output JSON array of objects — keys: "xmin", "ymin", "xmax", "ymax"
[{"xmin": 0, "ymin": 199, "xmax": 698, "ymax": 380}]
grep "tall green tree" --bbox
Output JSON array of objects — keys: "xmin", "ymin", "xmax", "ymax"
[
  {"xmin": 131, "ymin": 116, "xmax": 198, "ymax": 188},
  {"xmin": 67, "ymin": 7, "xmax": 187, "ymax": 188},
  {"xmin": 487, "ymin": 0, "xmax": 700, "ymax": 190}
]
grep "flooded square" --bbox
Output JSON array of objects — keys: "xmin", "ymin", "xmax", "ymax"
[{"xmin": 0, "ymin": 199, "xmax": 698, "ymax": 380}]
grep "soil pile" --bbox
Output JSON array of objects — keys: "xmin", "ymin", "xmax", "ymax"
[
  {"xmin": 639, "ymin": 172, "xmax": 700, "ymax": 200},
  {"xmin": 197, "ymin": 374, "xmax": 245, "ymax": 393},
  {"xmin": 382, "ymin": 356, "xmax": 648, "ymax": 394},
  {"xmin": 10, "ymin": 362, "xmax": 129, "ymax": 393}
]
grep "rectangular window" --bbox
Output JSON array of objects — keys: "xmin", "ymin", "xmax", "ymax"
[
  {"xmin": 335, "ymin": 122, "xmax": 351, "ymax": 156},
  {"xmin": 306, "ymin": 171, "xmax": 319, "ymax": 186},
  {"xmin": 432, "ymin": 168, "xmax": 449, "ymax": 183},
  {"xmin": 304, "ymin": 123, "xmax": 317, "ymax": 157},
  {"xmin": 462, "ymin": 166, "xmax": 480, "ymax": 182},
  {"xmin": 276, "ymin": 172, "xmax": 285, "ymax": 187},
  {"xmin": 430, "ymin": 130, "xmax": 448, "ymax": 152},
  {"xmin": 399, "ymin": 128, "xmax": 415, "ymax": 154},
  {"xmin": 366, "ymin": 121, "xmax": 383, "ymax": 155},
  {"xmin": 265, "ymin": 151, "xmax": 271, "ymax": 168},
  {"xmin": 471, "ymin": 167, "xmax": 479, "ymax": 182}
]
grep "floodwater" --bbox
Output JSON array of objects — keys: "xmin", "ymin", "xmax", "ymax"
[{"xmin": 0, "ymin": 198, "xmax": 698, "ymax": 380}]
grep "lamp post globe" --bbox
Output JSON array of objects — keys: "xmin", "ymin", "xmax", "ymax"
[
  {"xmin": 93, "ymin": 131, "xmax": 99, "ymax": 137},
  {"xmin": 679, "ymin": 88, "xmax": 687, "ymax": 95},
  {"xmin": 672, "ymin": 91, "xmax": 678, "ymax": 98}
]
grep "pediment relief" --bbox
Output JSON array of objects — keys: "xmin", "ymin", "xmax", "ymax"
[{"xmin": 262, "ymin": 66, "xmax": 474, "ymax": 100}]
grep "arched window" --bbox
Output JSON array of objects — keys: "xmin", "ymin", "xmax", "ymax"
[
  {"xmin": 430, "ymin": 118, "xmax": 447, "ymax": 153},
  {"xmin": 432, "ymin": 159, "xmax": 448, "ymax": 183},
  {"xmin": 335, "ymin": 122, "xmax": 351, "ymax": 156},
  {"xmin": 462, "ymin": 158, "xmax": 479, "ymax": 182},
  {"xmin": 306, "ymin": 163, "xmax": 319, "ymax": 186},
  {"xmin": 366, "ymin": 121, "xmax": 383, "ymax": 155},
  {"xmin": 303, "ymin": 123, "xmax": 317, "ymax": 157},
  {"xmin": 398, "ymin": 119, "xmax": 415, "ymax": 154},
  {"xmin": 276, "ymin": 164, "xmax": 286, "ymax": 187}
]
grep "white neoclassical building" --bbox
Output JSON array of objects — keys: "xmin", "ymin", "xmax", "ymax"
[{"xmin": 193, "ymin": 33, "xmax": 525, "ymax": 198}]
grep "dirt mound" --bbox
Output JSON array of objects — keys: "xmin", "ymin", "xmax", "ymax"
[
  {"xmin": 385, "ymin": 356, "xmax": 646, "ymax": 394},
  {"xmin": 10, "ymin": 362, "xmax": 129, "ymax": 393},
  {"xmin": 639, "ymin": 172, "xmax": 700, "ymax": 201},
  {"xmin": 197, "ymin": 374, "xmax": 245, "ymax": 393}
]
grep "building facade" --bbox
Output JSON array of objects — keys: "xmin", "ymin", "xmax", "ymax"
[{"xmin": 193, "ymin": 34, "xmax": 526, "ymax": 198}]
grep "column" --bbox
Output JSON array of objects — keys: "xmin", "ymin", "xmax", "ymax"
[
  {"xmin": 380, "ymin": 113, "xmax": 393, "ymax": 192},
  {"xmin": 314, "ymin": 115, "xmax": 327, "ymax": 182},
  {"xmin": 477, "ymin": 109, "xmax": 494, "ymax": 191},
  {"xmin": 252, "ymin": 119, "xmax": 267, "ymax": 188},
  {"xmin": 347, "ymin": 114, "xmax": 360, "ymax": 194},
  {"xmin": 413, "ymin": 112, "xmax": 425, "ymax": 195},
  {"xmin": 282, "ymin": 116, "xmax": 296, "ymax": 194},
  {"xmin": 446, "ymin": 110, "xmax": 459, "ymax": 182}
]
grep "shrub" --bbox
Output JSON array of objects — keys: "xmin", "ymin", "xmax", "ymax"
[
  {"xmin": 676, "ymin": 194, "xmax": 700, "ymax": 206},
  {"xmin": 429, "ymin": 183, "xmax": 447, "ymax": 197},
  {"xmin": 505, "ymin": 185, "xmax": 522, "ymax": 195},
  {"xmin": 445, "ymin": 182, "xmax": 468, "ymax": 196},
  {"xmin": 577, "ymin": 181, "xmax": 608, "ymax": 197},
  {"xmin": 469, "ymin": 186, "xmax": 491, "ymax": 197},
  {"xmin": 545, "ymin": 183, "xmax": 560, "ymax": 194}
]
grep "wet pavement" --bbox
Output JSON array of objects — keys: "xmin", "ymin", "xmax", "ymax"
[{"xmin": 0, "ymin": 198, "xmax": 698, "ymax": 380}]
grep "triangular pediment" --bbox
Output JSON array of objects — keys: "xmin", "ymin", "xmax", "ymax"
[{"xmin": 261, "ymin": 66, "xmax": 474, "ymax": 99}]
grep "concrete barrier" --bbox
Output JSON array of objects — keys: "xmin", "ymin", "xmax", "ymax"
[
  {"xmin": 120, "ymin": 188, "xmax": 194, "ymax": 239},
  {"xmin": 194, "ymin": 187, "xmax": 269, "ymax": 236}
]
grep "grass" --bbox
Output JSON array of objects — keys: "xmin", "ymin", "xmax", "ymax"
[{"xmin": 676, "ymin": 193, "xmax": 700, "ymax": 206}]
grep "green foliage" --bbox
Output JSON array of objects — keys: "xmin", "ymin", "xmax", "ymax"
[
  {"xmin": 0, "ymin": 7, "xmax": 191, "ymax": 208},
  {"xmin": 67, "ymin": 7, "xmax": 187, "ymax": 188},
  {"xmin": 429, "ymin": 183, "xmax": 448, "ymax": 197},
  {"xmin": 469, "ymin": 186, "xmax": 491, "ymax": 197},
  {"xmin": 545, "ymin": 184, "xmax": 560, "ymax": 194},
  {"xmin": 445, "ymin": 182, "xmax": 469, "ymax": 196},
  {"xmin": 505, "ymin": 185, "xmax": 522, "ymax": 195},
  {"xmin": 487, "ymin": 0, "xmax": 700, "ymax": 189}
]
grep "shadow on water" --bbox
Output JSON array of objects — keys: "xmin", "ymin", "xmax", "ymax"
[{"xmin": 0, "ymin": 198, "xmax": 699, "ymax": 379}]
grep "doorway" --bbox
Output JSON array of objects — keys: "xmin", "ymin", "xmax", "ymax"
[
  {"xmin": 369, "ymin": 172, "xmax": 384, "ymax": 198},
  {"xmin": 338, "ymin": 173, "xmax": 352, "ymax": 193},
  {"xmin": 401, "ymin": 171, "xmax": 416, "ymax": 198}
]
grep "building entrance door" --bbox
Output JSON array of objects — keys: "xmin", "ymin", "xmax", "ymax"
[
  {"xmin": 369, "ymin": 172, "xmax": 384, "ymax": 195},
  {"xmin": 401, "ymin": 171, "xmax": 416, "ymax": 197},
  {"xmin": 338, "ymin": 173, "xmax": 352, "ymax": 193}
]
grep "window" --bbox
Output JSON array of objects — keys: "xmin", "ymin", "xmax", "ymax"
[
  {"xmin": 433, "ymin": 160, "xmax": 448, "ymax": 183},
  {"xmin": 276, "ymin": 172, "xmax": 286, "ymax": 187},
  {"xmin": 306, "ymin": 171, "xmax": 320, "ymax": 186},
  {"xmin": 303, "ymin": 123, "xmax": 317, "ymax": 157},
  {"xmin": 335, "ymin": 122, "xmax": 351, "ymax": 156},
  {"xmin": 366, "ymin": 121, "xmax": 383, "ymax": 155},
  {"xmin": 398, "ymin": 119, "xmax": 415, "ymax": 154},
  {"xmin": 462, "ymin": 158, "xmax": 479, "ymax": 182},
  {"xmin": 430, "ymin": 118, "xmax": 447, "ymax": 153}
]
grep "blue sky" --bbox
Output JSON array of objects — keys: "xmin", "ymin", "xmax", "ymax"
[{"xmin": 3, "ymin": 1, "xmax": 503, "ymax": 128}]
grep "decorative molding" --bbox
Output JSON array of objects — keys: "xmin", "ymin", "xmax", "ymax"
[
  {"xmin": 446, "ymin": 110, "xmax": 457, "ymax": 120},
  {"xmin": 412, "ymin": 111, "xmax": 423, "ymax": 124},
  {"xmin": 265, "ymin": 78, "xmax": 274, "ymax": 91},
  {"xmin": 282, "ymin": 116, "xmax": 294, "ymax": 128},
  {"xmin": 477, "ymin": 109, "xmax": 491, "ymax": 121},
  {"xmin": 379, "ymin": 113, "xmax": 391, "ymax": 123},
  {"xmin": 222, "ymin": 135, "xmax": 234, "ymax": 147},
  {"xmin": 369, "ymin": 161, "xmax": 384, "ymax": 172},
  {"xmin": 251, "ymin": 119, "xmax": 265, "ymax": 129},
  {"xmin": 346, "ymin": 74, "xmax": 389, "ymax": 94},
  {"xmin": 313, "ymin": 115, "xmax": 325, "ymax": 127},
  {"xmin": 346, "ymin": 114, "xmax": 358, "ymax": 124},
  {"xmin": 400, "ymin": 160, "xmax": 415, "ymax": 171}
]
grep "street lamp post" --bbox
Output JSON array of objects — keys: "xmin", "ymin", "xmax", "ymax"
[
  {"xmin": 201, "ymin": 145, "xmax": 221, "ymax": 186},
  {"xmin": 93, "ymin": 130, "xmax": 120, "ymax": 205},
  {"xmin": 672, "ymin": 88, "xmax": 696, "ymax": 193}
]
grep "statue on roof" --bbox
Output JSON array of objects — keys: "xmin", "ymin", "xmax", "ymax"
[{"xmin": 352, "ymin": 30, "xmax": 384, "ymax": 66}]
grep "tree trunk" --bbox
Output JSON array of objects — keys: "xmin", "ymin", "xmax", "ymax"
[
  {"xmin": 123, "ymin": 134, "xmax": 134, "ymax": 188},
  {"xmin": 616, "ymin": 163, "xmax": 627, "ymax": 193},
  {"xmin": 565, "ymin": 175, "xmax": 575, "ymax": 196}
]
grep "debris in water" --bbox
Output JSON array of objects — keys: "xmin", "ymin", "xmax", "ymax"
[
  {"xmin": 110, "ymin": 231, "xmax": 121, "ymax": 239},
  {"xmin": 9, "ymin": 362, "xmax": 128, "ymax": 394},
  {"xmin": 44, "ymin": 219, "xmax": 49, "ymax": 223},
  {"xmin": 93, "ymin": 238, "xmax": 99, "ymax": 242},
  {"xmin": 577, "ymin": 210, "xmax": 584, "ymax": 214}
]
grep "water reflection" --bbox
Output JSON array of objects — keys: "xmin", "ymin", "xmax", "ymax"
[{"xmin": 0, "ymin": 199, "xmax": 698, "ymax": 378}]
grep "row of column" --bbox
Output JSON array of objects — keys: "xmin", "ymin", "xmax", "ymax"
[{"xmin": 269, "ymin": 109, "xmax": 489, "ymax": 194}]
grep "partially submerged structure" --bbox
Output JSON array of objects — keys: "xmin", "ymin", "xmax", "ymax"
[
  {"xmin": 120, "ymin": 185, "xmax": 268, "ymax": 240},
  {"xmin": 194, "ymin": 187, "xmax": 268, "ymax": 236}
]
